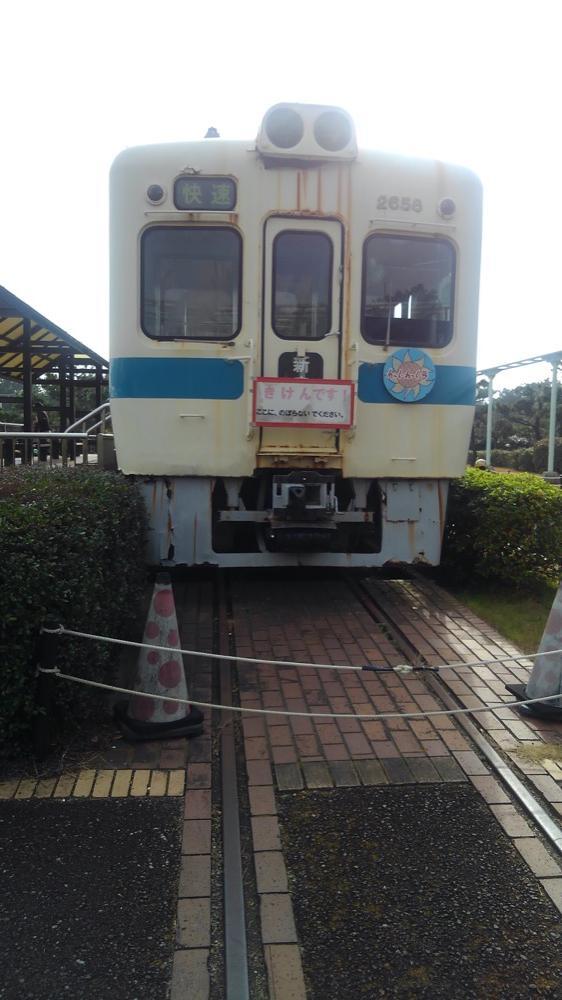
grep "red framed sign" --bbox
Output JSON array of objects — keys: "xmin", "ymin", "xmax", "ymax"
[{"xmin": 253, "ymin": 378, "xmax": 355, "ymax": 429}]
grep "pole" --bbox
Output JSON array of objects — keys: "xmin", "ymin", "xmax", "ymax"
[
  {"xmin": 547, "ymin": 359, "xmax": 559, "ymax": 474},
  {"xmin": 33, "ymin": 621, "xmax": 61, "ymax": 759},
  {"xmin": 485, "ymin": 372, "xmax": 495, "ymax": 467}
]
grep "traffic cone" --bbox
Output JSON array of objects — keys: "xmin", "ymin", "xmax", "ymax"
[
  {"xmin": 505, "ymin": 582, "xmax": 562, "ymax": 719},
  {"xmin": 115, "ymin": 573, "xmax": 204, "ymax": 740}
]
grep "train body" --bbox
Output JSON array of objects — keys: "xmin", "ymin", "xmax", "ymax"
[{"xmin": 109, "ymin": 104, "xmax": 482, "ymax": 567}]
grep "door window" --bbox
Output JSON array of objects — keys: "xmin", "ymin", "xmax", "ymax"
[{"xmin": 272, "ymin": 231, "xmax": 332, "ymax": 340}]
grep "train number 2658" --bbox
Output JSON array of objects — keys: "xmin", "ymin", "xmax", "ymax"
[{"xmin": 377, "ymin": 195, "xmax": 423, "ymax": 212}]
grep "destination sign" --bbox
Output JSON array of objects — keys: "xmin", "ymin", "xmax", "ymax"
[{"xmin": 174, "ymin": 176, "xmax": 237, "ymax": 211}]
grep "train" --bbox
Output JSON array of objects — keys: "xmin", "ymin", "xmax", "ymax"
[{"xmin": 109, "ymin": 103, "xmax": 482, "ymax": 567}]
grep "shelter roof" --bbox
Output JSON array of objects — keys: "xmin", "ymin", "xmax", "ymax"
[{"xmin": 0, "ymin": 286, "xmax": 107, "ymax": 382}]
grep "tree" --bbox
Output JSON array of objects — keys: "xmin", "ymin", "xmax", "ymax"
[{"xmin": 472, "ymin": 380, "xmax": 561, "ymax": 452}]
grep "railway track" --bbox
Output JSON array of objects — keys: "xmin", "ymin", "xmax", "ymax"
[{"xmin": 201, "ymin": 568, "xmax": 562, "ymax": 999}]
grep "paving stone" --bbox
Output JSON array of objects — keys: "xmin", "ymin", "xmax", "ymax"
[
  {"xmin": 245, "ymin": 736, "xmax": 270, "ymax": 760},
  {"xmin": 186, "ymin": 763, "xmax": 212, "ymax": 788},
  {"xmin": 329, "ymin": 761, "xmax": 360, "ymax": 786},
  {"xmin": 275, "ymin": 763, "xmax": 304, "ymax": 791},
  {"xmin": 489, "ymin": 804, "xmax": 534, "ymax": 839},
  {"xmin": 302, "ymin": 762, "xmax": 333, "ymax": 788},
  {"xmin": 420, "ymin": 739, "xmax": 450, "ymax": 757},
  {"xmin": 92, "ymin": 770, "xmax": 115, "ymax": 798},
  {"xmin": 540, "ymin": 878, "xmax": 562, "ymax": 915},
  {"xmin": 372, "ymin": 741, "xmax": 402, "ymax": 758},
  {"xmin": 129, "ymin": 770, "xmax": 150, "ymax": 797},
  {"xmin": 432, "ymin": 757, "xmax": 467, "ymax": 783},
  {"xmin": 513, "ymin": 838, "xmax": 562, "ymax": 878},
  {"xmin": 187, "ymin": 738, "xmax": 212, "ymax": 764},
  {"xmin": 255, "ymin": 851, "xmax": 289, "ymax": 893},
  {"xmin": 53, "ymin": 774, "xmax": 77, "ymax": 798},
  {"xmin": 160, "ymin": 747, "xmax": 189, "ymax": 769},
  {"xmin": 14, "ymin": 778, "xmax": 37, "ymax": 799},
  {"xmin": 182, "ymin": 819, "xmax": 212, "ymax": 855},
  {"xmin": 322, "ymin": 744, "xmax": 351, "ymax": 761},
  {"xmin": 171, "ymin": 949, "xmax": 209, "ymax": 1000},
  {"xmin": 132, "ymin": 745, "xmax": 160, "ymax": 766},
  {"xmin": 179, "ymin": 855, "xmax": 211, "ymax": 898},
  {"xmin": 176, "ymin": 898, "xmax": 211, "ymax": 948},
  {"xmin": 34, "ymin": 779, "xmax": 57, "ymax": 798},
  {"xmin": 469, "ymin": 774, "xmax": 510, "ymax": 803},
  {"xmin": 528, "ymin": 774, "xmax": 562, "ymax": 803},
  {"xmin": 260, "ymin": 894, "xmax": 298, "ymax": 944},
  {"xmin": 439, "ymin": 730, "xmax": 471, "ymax": 752},
  {"xmin": 503, "ymin": 719, "xmax": 538, "ymax": 741},
  {"xmin": 543, "ymin": 760, "xmax": 562, "ymax": 781},
  {"xmin": 252, "ymin": 816, "xmax": 282, "ymax": 851},
  {"xmin": 391, "ymin": 732, "xmax": 423, "ymax": 754},
  {"xmin": 272, "ymin": 746, "xmax": 298, "ymax": 765},
  {"xmin": 380, "ymin": 758, "xmax": 416, "ymax": 785},
  {"xmin": 110, "ymin": 769, "xmax": 132, "ymax": 797},
  {"xmin": 342, "ymin": 732, "xmax": 372, "ymax": 756},
  {"xmin": 73, "ymin": 770, "xmax": 96, "ymax": 797},
  {"xmin": 148, "ymin": 770, "xmax": 168, "ymax": 796},
  {"xmin": 184, "ymin": 789, "xmax": 212, "ymax": 819},
  {"xmin": 265, "ymin": 944, "xmax": 307, "ymax": 1000},
  {"xmin": 167, "ymin": 771, "xmax": 186, "ymax": 796},
  {"xmin": 249, "ymin": 785, "xmax": 277, "ymax": 815},
  {"xmin": 247, "ymin": 760, "xmax": 274, "ymax": 786},
  {"xmin": 453, "ymin": 751, "xmax": 490, "ymax": 775},
  {"xmin": 407, "ymin": 757, "xmax": 442, "ymax": 784},
  {"xmin": 354, "ymin": 759, "xmax": 388, "ymax": 785}
]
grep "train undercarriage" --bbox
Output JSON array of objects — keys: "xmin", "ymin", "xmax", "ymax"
[{"xmin": 138, "ymin": 473, "xmax": 449, "ymax": 568}]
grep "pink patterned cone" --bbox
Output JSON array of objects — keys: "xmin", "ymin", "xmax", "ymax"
[
  {"xmin": 129, "ymin": 576, "xmax": 190, "ymax": 724},
  {"xmin": 526, "ymin": 582, "xmax": 562, "ymax": 708}
]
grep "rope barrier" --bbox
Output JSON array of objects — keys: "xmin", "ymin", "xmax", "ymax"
[
  {"xmin": 39, "ymin": 665, "xmax": 562, "ymax": 721},
  {"xmin": 47, "ymin": 624, "xmax": 561, "ymax": 677}
]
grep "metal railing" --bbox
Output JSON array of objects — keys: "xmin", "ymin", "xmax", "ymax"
[{"xmin": 0, "ymin": 402, "xmax": 112, "ymax": 470}]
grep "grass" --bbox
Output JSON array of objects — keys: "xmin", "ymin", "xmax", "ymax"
[{"xmin": 447, "ymin": 580, "xmax": 558, "ymax": 653}]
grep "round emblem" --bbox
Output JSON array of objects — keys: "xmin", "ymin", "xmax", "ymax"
[{"xmin": 383, "ymin": 349, "xmax": 436, "ymax": 402}]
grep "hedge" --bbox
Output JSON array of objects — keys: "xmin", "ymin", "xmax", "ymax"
[
  {"xmin": 442, "ymin": 467, "xmax": 562, "ymax": 586},
  {"xmin": 0, "ymin": 468, "xmax": 148, "ymax": 754}
]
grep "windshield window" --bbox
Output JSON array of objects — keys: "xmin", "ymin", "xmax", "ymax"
[
  {"xmin": 141, "ymin": 227, "xmax": 241, "ymax": 340},
  {"xmin": 362, "ymin": 235, "xmax": 454, "ymax": 347}
]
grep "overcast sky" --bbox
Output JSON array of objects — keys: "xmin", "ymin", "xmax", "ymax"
[{"xmin": 2, "ymin": 0, "xmax": 561, "ymax": 390}]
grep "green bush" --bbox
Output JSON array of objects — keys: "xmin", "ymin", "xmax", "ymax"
[
  {"xmin": 0, "ymin": 468, "xmax": 148, "ymax": 753},
  {"xmin": 442, "ymin": 467, "xmax": 562, "ymax": 587},
  {"xmin": 532, "ymin": 437, "xmax": 562, "ymax": 474},
  {"xmin": 489, "ymin": 448, "xmax": 515, "ymax": 468},
  {"xmin": 512, "ymin": 448, "xmax": 535, "ymax": 472},
  {"xmin": 472, "ymin": 440, "xmax": 561, "ymax": 474}
]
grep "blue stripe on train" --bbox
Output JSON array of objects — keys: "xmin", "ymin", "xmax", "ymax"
[
  {"xmin": 110, "ymin": 357, "xmax": 475, "ymax": 405},
  {"xmin": 110, "ymin": 357, "xmax": 245, "ymax": 400},
  {"xmin": 358, "ymin": 363, "xmax": 476, "ymax": 405}
]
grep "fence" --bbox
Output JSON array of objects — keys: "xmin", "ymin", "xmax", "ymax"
[{"xmin": 0, "ymin": 402, "xmax": 113, "ymax": 470}]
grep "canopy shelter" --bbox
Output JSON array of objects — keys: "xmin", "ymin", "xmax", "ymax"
[
  {"xmin": 0, "ymin": 285, "xmax": 108, "ymax": 432},
  {"xmin": 478, "ymin": 351, "xmax": 562, "ymax": 474}
]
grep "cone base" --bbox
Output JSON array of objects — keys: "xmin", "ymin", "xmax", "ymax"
[
  {"xmin": 114, "ymin": 702, "xmax": 205, "ymax": 742},
  {"xmin": 505, "ymin": 683, "xmax": 562, "ymax": 720}
]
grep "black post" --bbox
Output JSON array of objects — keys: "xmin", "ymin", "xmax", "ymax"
[
  {"xmin": 22, "ymin": 318, "xmax": 33, "ymax": 463},
  {"xmin": 33, "ymin": 621, "xmax": 61, "ymax": 759}
]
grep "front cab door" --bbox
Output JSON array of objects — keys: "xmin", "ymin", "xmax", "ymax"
[{"xmin": 259, "ymin": 217, "xmax": 344, "ymax": 459}]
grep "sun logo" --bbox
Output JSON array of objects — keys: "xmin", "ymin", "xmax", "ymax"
[{"xmin": 383, "ymin": 349, "xmax": 436, "ymax": 402}]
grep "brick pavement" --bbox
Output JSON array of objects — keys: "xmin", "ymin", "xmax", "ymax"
[
  {"xmin": 7, "ymin": 573, "xmax": 561, "ymax": 1000},
  {"xmin": 229, "ymin": 574, "xmax": 562, "ymax": 1000}
]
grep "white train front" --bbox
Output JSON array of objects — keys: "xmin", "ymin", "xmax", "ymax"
[{"xmin": 109, "ymin": 103, "xmax": 482, "ymax": 567}]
